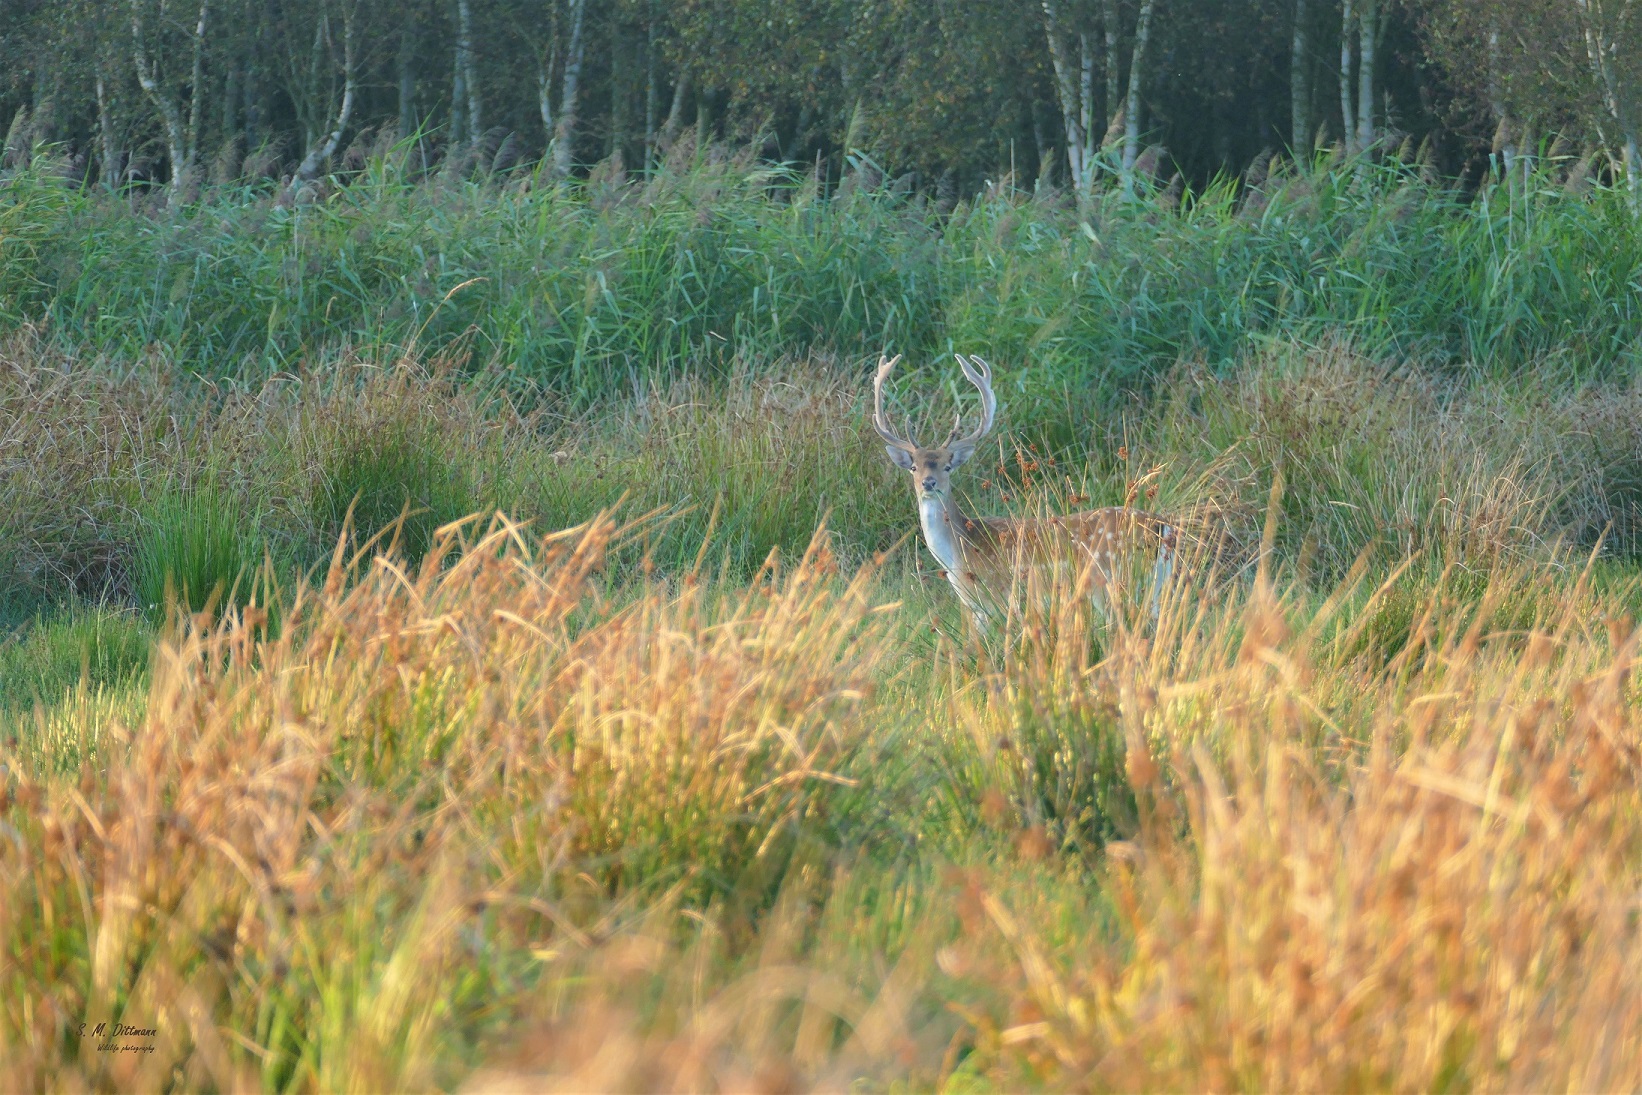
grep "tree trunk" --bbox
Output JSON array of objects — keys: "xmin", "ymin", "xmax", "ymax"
[
  {"xmin": 662, "ymin": 69, "xmax": 690, "ymax": 145},
  {"xmin": 1356, "ymin": 0, "xmax": 1376, "ymax": 154},
  {"xmin": 1039, "ymin": 0, "xmax": 1088, "ymax": 190},
  {"xmin": 291, "ymin": 3, "xmax": 356, "ymax": 185},
  {"xmin": 1079, "ymin": 32, "xmax": 1094, "ymax": 175},
  {"xmin": 551, "ymin": 0, "xmax": 586, "ymax": 177},
  {"xmin": 1103, "ymin": 0, "xmax": 1120, "ymax": 122},
  {"xmin": 1626, "ymin": 133, "xmax": 1641, "ymax": 205},
  {"xmin": 1033, "ymin": 108, "xmax": 1048, "ymax": 183},
  {"xmin": 537, "ymin": 65, "xmax": 554, "ymax": 145},
  {"xmin": 1574, "ymin": 0, "xmax": 1640, "ymax": 205},
  {"xmin": 95, "ymin": 70, "xmax": 120, "ymax": 189},
  {"xmin": 221, "ymin": 63, "xmax": 238, "ymax": 150},
  {"xmin": 1338, "ymin": 0, "xmax": 1355, "ymax": 155},
  {"xmin": 244, "ymin": 12, "xmax": 262, "ymax": 152},
  {"xmin": 450, "ymin": 32, "xmax": 466, "ymax": 148},
  {"xmin": 458, "ymin": 0, "xmax": 481, "ymax": 149},
  {"xmin": 644, "ymin": 17, "xmax": 659, "ymax": 166},
  {"xmin": 186, "ymin": 0, "xmax": 209, "ymax": 168},
  {"xmin": 609, "ymin": 20, "xmax": 626, "ymax": 160},
  {"xmin": 130, "ymin": 0, "xmax": 189, "ymax": 205},
  {"xmin": 1121, "ymin": 0, "xmax": 1157, "ymax": 189},
  {"xmin": 398, "ymin": 17, "xmax": 418, "ymax": 140},
  {"xmin": 1291, "ymin": 0, "xmax": 1309, "ymax": 151}
]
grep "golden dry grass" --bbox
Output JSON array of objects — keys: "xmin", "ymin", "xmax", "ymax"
[
  {"xmin": 5, "ymin": 339, "xmax": 1642, "ymax": 1091},
  {"xmin": 5, "ymin": 514, "xmax": 1642, "ymax": 1089}
]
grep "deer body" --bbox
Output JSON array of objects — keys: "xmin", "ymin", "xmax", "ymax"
[{"xmin": 873, "ymin": 354, "xmax": 1176, "ymax": 629}]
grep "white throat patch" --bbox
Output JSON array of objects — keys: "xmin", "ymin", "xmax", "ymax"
[{"xmin": 918, "ymin": 496, "xmax": 962, "ymax": 575}]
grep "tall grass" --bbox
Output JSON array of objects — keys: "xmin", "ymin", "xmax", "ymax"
[
  {"xmin": 5, "ymin": 151, "xmax": 1642, "ymax": 412},
  {"xmin": 0, "ymin": 608, "xmax": 148, "ymax": 718},
  {"xmin": 8, "ymin": 155, "xmax": 1642, "ymax": 1083},
  {"xmin": 5, "ymin": 501, "xmax": 1640, "ymax": 1087},
  {"xmin": 8, "ymin": 331, "xmax": 1642, "ymax": 625},
  {"xmin": 0, "ymin": 514, "xmax": 902, "ymax": 1088}
]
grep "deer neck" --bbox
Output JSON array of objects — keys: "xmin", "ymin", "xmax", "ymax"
[{"xmin": 917, "ymin": 493, "xmax": 974, "ymax": 576}]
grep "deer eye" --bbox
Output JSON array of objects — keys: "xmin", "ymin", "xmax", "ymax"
[{"xmin": 943, "ymin": 462, "xmax": 953, "ymax": 472}]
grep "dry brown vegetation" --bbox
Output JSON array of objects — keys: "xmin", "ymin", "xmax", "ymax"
[{"xmin": 5, "ymin": 333, "xmax": 1642, "ymax": 1090}]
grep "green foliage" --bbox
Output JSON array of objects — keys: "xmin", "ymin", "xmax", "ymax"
[
  {"xmin": 0, "ymin": 608, "xmax": 150, "ymax": 715},
  {"xmin": 132, "ymin": 480, "xmax": 264, "ymax": 618},
  {"xmin": 520, "ymin": 370, "xmax": 911, "ymax": 575},
  {"xmin": 309, "ymin": 418, "xmax": 478, "ymax": 570},
  {"xmin": 6, "ymin": 158, "xmax": 1642, "ymax": 418},
  {"xmin": 997, "ymin": 684, "xmax": 1138, "ymax": 851}
]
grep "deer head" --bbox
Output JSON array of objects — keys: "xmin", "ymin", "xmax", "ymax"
[{"xmin": 872, "ymin": 353, "xmax": 996, "ymax": 501}]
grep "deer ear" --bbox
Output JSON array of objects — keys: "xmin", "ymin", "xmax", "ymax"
[
  {"xmin": 885, "ymin": 445, "xmax": 916, "ymax": 471},
  {"xmin": 947, "ymin": 442, "xmax": 978, "ymax": 469}
]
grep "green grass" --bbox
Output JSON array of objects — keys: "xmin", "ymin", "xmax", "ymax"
[
  {"xmin": 0, "ymin": 607, "xmax": 150, "ymax": 716},
  {"xmin": 5, "ymin": 159, "xmax": 1642, "ymax": 1089},
  {"xmin": 132, "ymin": 478, "xmax": 265, "ymax": 618},
  {"xmin": 5, "ymin": 152, "xmax": 1642, "ymax": 420},
  {"xmin": 307, "ymin": 411, "xmax": 479, "ymax": 570}
]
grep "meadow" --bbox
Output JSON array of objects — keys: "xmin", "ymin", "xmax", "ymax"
[{"xmin": 3, "ymin": 149, "xmax": 1642, "ymax": 1089}]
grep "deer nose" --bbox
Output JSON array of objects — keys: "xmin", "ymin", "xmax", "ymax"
[{"xmin": 921, "ymin": 476, "xmax": 938, "ymax": 492}]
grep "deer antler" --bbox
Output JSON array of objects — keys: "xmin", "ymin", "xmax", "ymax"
[
  {"xmin": 872, "ymin": 354, "xmax": 917, "ymax": 454},
  {"xmin": 945, "ymin": 354, "xmax": 996, "ymax": 450}
]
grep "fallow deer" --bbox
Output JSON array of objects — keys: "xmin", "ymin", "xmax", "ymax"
[{"xmin": 872, "ymin": 353, "xmax": 1177, "ymax": 629}]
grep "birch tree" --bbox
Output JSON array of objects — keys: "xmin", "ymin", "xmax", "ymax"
[
  {"xmin": 1338, "ymin": 0, "xmax": 1355, "ymax": 154},
  {"xmin": 1572, "ymin": 0, "xmax": 1642, "ymax": 198},
  {"xmin": 456, "ymin": 0, "xmax": 481, "ymax": 150},
  {"xmin": 129, "ymin": 0, "xmax": 212, "ymax": 204},
  {"xmin": 1120, "ymin": 0, "xmax": 1158, "ymax": 190},
  {"xmin": 1418, "ymin": 0, "xmax": 1621, "ymax": 183},
  {"xmin": 1356, "ymin": 0, "xmax": 1378, "ymax": 152},
  {"xmin": 1040, "ymin": 0, "xmax": 1097, "ymax": 192},
  {"xmin": 397, "ymin": 7, "xmax": 420, "ymax": 141},
  {"xmin": 1039, "ymin": 0, "xmax": 1157, "ymax": 194},
  {"xmin": 1291, "ymin": 0, "xmax": 1310, "ymax": 149},
  {"xmin": 550, "ymin": 0, "xmax": 586, "ymax": 177},
  {"xmin": 289, "ymin": 0, "xmax": 357, "ymax": 186},
  {"xmin": 95, "ymin": 68, "xmax": 120, "ymax": 185}
]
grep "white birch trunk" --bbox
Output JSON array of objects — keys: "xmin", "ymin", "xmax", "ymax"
[
  {"xmin": 398, "ymin": 21, "xmax": 418, "ymax": 141},
  {"xmin": 644, "ymin": 18, "xmax": 659, "ymax": 165},
  {"xmin": 450, "ymin": 38, "xmax": 465, "ymax": 148},
  {"xmin": 1356, "ymin": 0, "xmax": 1376, "ymax": 154},
  {"xmin": 130, "ymin": 0, "xmax": 189, "ymax": 205},
  {"xmin": 1627, "ymin": 134, "xmax": 1642, "ymax": 204},
  {"xmin": 1291, "ymin": 0, "xmax": 1309, "ymax": 150},
  {"xmin": 609, "ymin": 22, "xmax": 625, "ymax": 161},
  {"xmin": 1103, "ymin": 0, "xmax": 1121, "ymax": 122},
  {"xmin": 1040, "ymin": 0, "xmax": 1088, "ymax": 190},
  {"xmin": 537, "ymin": 66, "xmax": 554, "ymax": 144},
  {"xmin": 291, "ymin": 3, "xmax": 356, "ymax": 185},
  {"xmin": 1121, "ymin": 0, "xmax": 1157, "ymax": 190},
  {"xmin": 187, "ymin": 0, "xmax": 209, "ymax": 168},
  {"xmin": 95, "ymin": 70, "xmax": 120, "ymax": 189},
  {"xmin": 1079, "ymin": 33, "xmax": 1095, "ymax": 176},
  {"xmin": 1486, "ymin": 27, "xmax": 1515, "ymax": 173},
  {"xmin": 662, "ymin": 70, "xmax": 690, "ymax": 144},
  {"xmin": 551, "ymin": 0, "xmax": 586, "ymax": 178},
  {"xmin": 458, "ymin": 0, "xmax": 481, "ymax": 149},
  {"xmin": 1575, "ymin": 0, "xmax": 1641, "ymax": 205},
  {"xmin": 1339, "ymin": 0, "xmax": 1355, "ymax": 155}
]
